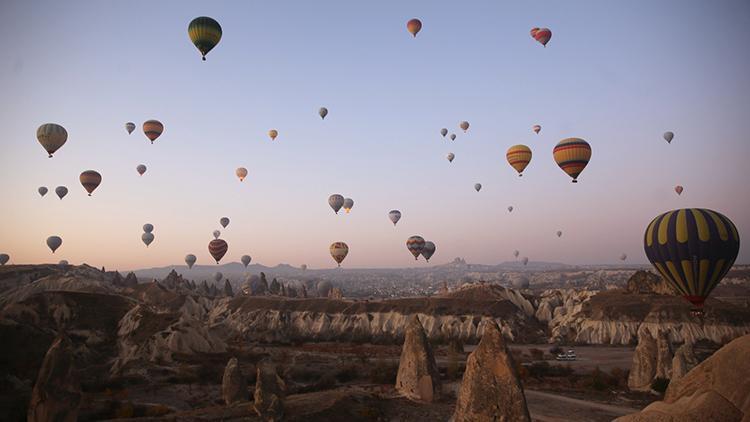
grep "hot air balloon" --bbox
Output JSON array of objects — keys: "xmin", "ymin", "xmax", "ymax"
[
  {"xmin": 450, "ymin": 134, "xmax": 456, "ymax": 141},
  {"xmin": 644, "ymin": 208, "xmax": 740, "ymax": 313},
  {"xmin": 330, "ymin": 242, "xmax": 349, "ymax": 267},
  {"xmin": 55, "ymin": 186, "xmax": 68, "ymax": 200},
  {"xmin": 213, "ymin": 272, "xmax": 223, "ymax": 282},
  {"xmin": 220, "ymin": 217, "xmax": 230, "ymax": 228},
  {"xmin": 533, "ymin": 125, "xmax": 541, "ymax": 134},
  {"xmin": 0, "ymin": 254, "xmax": 9, "ymax": 265},
  {"xmin": 522, "ymin": 257, "xmax": 529, "ymax": 266},
  {"xmin": 142, "ymin": 232, "xmax": 154, "ymax": 247},
  {"xmin": 446, "ymin": 153, "xmax": 455, "ymax": 163},
  {"xmin": 459, "ymin": 121, "xmax": 470, "ymax": 132},
  {"xmin": 143, "ymin": 224, "xmax": 154, "ymax": 233},
  {"xmin": 37, "ymin": 123, "xmax": 67, "ymax": 158},
  {"xmin": 343, "ymin": 198, "xmax": 354, "ymax": 213},
  {"xmin": 406, "ymin": 18, "xmax": 422, "ymax": 37},
  {"xmin": 474, "ymin": 183, "xmax": 482, "ymax": 192},
  {"xmin": 531, "ymin": 27, "xmax": 552, "ymax": 47},
  {"xmin": 389, "ymin": 210, "xmax": 402, "ymax": 226},
  {"xmin": 328, "ymin": 194, "xmax": 344, "ymax": 214},
  {"xmin": 79, "ymin": 170, "xmax": 102, "ymax": 196},
  {"xmin": 553, "ymin": 138, "xmax": 591, "ymax": 183},
  {"xmin": 185, "ymin": 254, "xmax": 197, "ymax": 269},
  {"xmin": 143, "ymin": 120, "xmax": 163, "ymax": 144},
  {"xmin": 46, "ymin": 236, "xmax": 62, "ymax": 253},
  {"xmin": 213, "ymin": 230, "xmax": 221, "ymax": 239},
  {"xmin": 136, "ymin": 164, "xmax": 147, "ymax": 176},
  {"xmin": 508, "ymin": 206, "xmax": 514, "ymax": 213},
  {"xmin": 663, "ymin": 131, "xmax": 674, "ymax": 144},
  {"xmin": 236, "ymin": 167, "xmax": 248, "ymax": 182},
  {"xmin": 301, "ymin": 264, "xmax": 308, "ymax": 271},
  {"xmin": 421, "ymin": 241, "xmax": 436, "ymax": 262},
  {"xmin": 58, "ymin": 260, "xmax": 68, "ymax": 266},
  {"xmin": 241, "ymin": 255, "xmax": 252, "ymax": 268},
  {"xmin": 125, "ymin": 122, "xmax": 135, "ymax": 134},
  {"xmin": 440, "ymin": 128, "xmax": 448, "ymax": 137},
  {"xmin": 556, "ymin": 230, "xmax": 563, "ymax": 238},
  {"xmin": 514, "ymin": 250, "xmax": 519, "ymax": 258},
  {"xmin": 208, "ymin": 239, "xmax": 228, "ymax": 264},
  {"xmin": 406, "ymin": 236, "xmax": 426, "ymax": 260},
  {"xmin": 268, "ymin": 129, "xmax": 278, "ymax": 141},
  {"xmin": 38, "ymin": 187, "xmax": 48, "ymax": 197},
  {"xmin": 188, "ymin": 16, "xmax": 222, "ymax": 61},
  {"xmin": 675, "ymin": 185, "xmax": 684, "ymax": 196},
  {"xmin": 319, "ymin": 107, "xmax": 328, "ymax": 120},
  {"xmin": 620, "ymin": 253, "xmax": 627, "ymax": 261},
  {"xmin": 506, "ymin": 145, "xmax": 532, "ymax": 176}
]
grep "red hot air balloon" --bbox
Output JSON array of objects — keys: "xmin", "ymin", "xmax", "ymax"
[
  {"xmin": 143, "ymin": 120, "xmax": 164, "ymax": 144},
  {"xmin": 407, "ymin": 19, "xmax": 422, "ymax": 37},
  {"xmin": 675, "ymin": 185, "xmax": 684, "ymax": 195},
  {"xmin": 208, "ymin": 239, "xmax": 228, "ymax": 264},
  {"xmin": 531, "ymin": 27, "xmax": 552, "ymax": 47}
]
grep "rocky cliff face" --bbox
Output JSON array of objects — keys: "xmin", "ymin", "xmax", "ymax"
[
  {"xmin": 27, "ymin": 336, "xmax": 81, "ymax": 422},
  {"xmin": 395, "ymin": 315, "xmax": 441, "ymax": 402}
]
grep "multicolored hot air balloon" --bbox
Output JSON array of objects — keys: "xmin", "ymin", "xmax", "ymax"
[
  {"xmin": 142, "ymin": 232, "xmax": 154, "ymax": 247},
  {"xmin": 319, "ymin": 107, "xmax": 328, "ymax": 120},
  {"xmin": 421, "ymin": 241, "xmax": 436, "ymax": 262},
  {"xmin": 46, "ymin": 236, "xmax": 62, "ymax": 253},
  {"xmin": 450, "ymin": 134, "xmax": 456, "ymax": 141},
  {"xmin": 185, "ymin": 254, "xmax": 197, "ymax": 269},
  {"xmin": 328, "ymin": 194, "xmax": 344, "ymax": 214},
  {"xmin": 330, "ymin": 242, "xmax": 349, "ymax": 267},
  {"xmin": 675, "ymin": 185, "xmax": 684, "ymax": 196},
  {"xmin": 220, "ymin": 217, "xmax": 230, "ymax": 228},
  {"xmin": 663, "ymin": 131, "xmax": 674, "ymax": 144},
  {"xmin": 474, "ymin": 183, "xmax": 482, "ymax": 192},
  {"xmin": 406, "ymin": 236, "xmax": 426, "ymax": 260},
  {"xmin": 268, "ymin": 129, "xmax": 278, "ymax": 141},
  {"xmin": 55, "ymin": 186, "xmax": 68, "ymax": 200},
  {"xmin": 530, "ymin": 27, "xmax": 552, "ymax": 47},
  {"xmin": 506, "ymin": 145, "xmax": 532, "ymax": 176},
  {"xmin": 459, "ymin": 121, "xmax": 470, "ymax": 132},
  {"xmin": 37, "ymin": 123, "xmax": 67, "ymax": 158},
  {"xmin": 143, "ymin": 120, "xmax": 163, "ymax": 144},
  {"xmin": 343, "ymin": 198, "xmax": 354, "ymax": 213},
  {"xmin": 38, "ymin": 187, "xmax": 48, "ymax": 197},
  {"xmin": 241, "ymin": 255, "xmax": 252, "ymax": 268},
  {"xmin": 188, "ymin": 16, "xmax": 222, "ymax": 61},
  {"xmin": 0, "ymin": 254, "xmax": 8, "ymax": 265},
  {"xmin": 389, "ymin": 210, "xmax": 402, "ymax": 226},
  {"xmin": 406, "ymin": 18, "xmax": 422, "ymax": 37},
  {"xmin": 553, "ymin": 138, "xmax": 591, "ymax": 183},
  {"xmin": 79, "ymin": 170, "xmax": 102, "ymax": 196},
  {"xmin": 213, "ymin": 230, "xmax": 221, "ymax": 239},
  {"xmin": 440, "ymin": 128, "xmax": 448, "ymax": 137},
  {"xmin": 236, "ymin": 167, "xmax": 248, "ymax": 182},
  {"xmin": 533, "ymin": 125, "xmax": 541, "ymax": 134},
  {"xmin": 125, "ymin": 122, "xmax": 135, "ymax": 134},
  {"xmin": 208, "ymin": 238, "xmax": 228, "ymax": 264},
  {"xmin": 644, "ymin": 208, "xmax": 740, "ymax": 313},
  {"xmin": 446, "ymin": 153, "xmax": 455, "ymax": 163},
  {"xmin": 136, "ymin": 164, "xmax": 147, "ymax": 176},
  {"xmin": 143, "ymin": 224, "xmax": 154, "ymax": 233}
]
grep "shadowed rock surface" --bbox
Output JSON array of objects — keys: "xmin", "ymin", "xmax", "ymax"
[
  {"xmin": 671, "ymin": 342, "xmax": 698, "ymax": 382},
  {"xmin": 27, "ymin": 335, "xmax": 81, "ymax": 422},
  {"xmin": 628, "ymin": 328, "xmax": 659, "ymax": 391},
  {"xmin": 222, "ymin": 357, "xmax": 249, "ymax": 405},
  {"xmin": 254, "ymin": 361, "xmax": 286, "ymax": 420},
  {"xmin": 395, "ymin": 315, "xmax": 441, "ymax": 402},
  {"xmin": 453, "ymin": 321, "xmax": 530, "ymax": 422}
]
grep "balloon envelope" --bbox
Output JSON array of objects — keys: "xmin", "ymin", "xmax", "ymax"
[
  {"xmin": 188, "ymin": 16, "xmax": 222, "ymax": 60},
  {"xmin": 329, "ymin": 242, "xmax": 349, "ymax": 266},
  {"xmin": 343, "ymin": 198, "xmax": 354, "ymax": 213},
  {"xmin": 556, "ymin": 230, "xmax": 563, "ymax": 237},
  {"xmin": 208, "ymin": 239, "xmax": 228, "ymax": 264},
  {"xmin": 220, "ymin": 217, "xmax": 230, "ymax": 228},
  {"xmin": 508, "ymin": 206, "xmax": 514, "ymax": 212},
  {"xmin": 506, "ymin": 145, "xmax": 532, "ymax": 176},
  {"xmin": 440, "ymin": 128, "xmax": 447, "ymax": 137},
  {"xmin": 236, "ymin": 167, "xmax": 248, "ymax": 181},
  {"xmin": 55, "ymin": 186, "xmax": 68, "ymax": 200},
  {"xmin": 407, "ymin": 18, "xmax": 422, "ymax": 37},
  {"xmin": 141, "ymin": 232, "xmax": 154, "ymax": 247},
  {"xmin": 675, "ymin": 185, "xmax": 684, "ymax": 195},
  {"xmin": 533, "ymin": 125, "xmax": 541, "ymax": 134},
  {"xmin": 125, "ymin": 122, "xmax": 135, "ymax": 134},
  {"xmin": 136, "ymin": 164, "xmax": 147, "ymax": 176},
  {"xmin": 0, "ymin": 254, "xmax": 9, "ymax": 265},
  {"xmin": 620, "ymin": 253, "xmax": 627, "ymax": 261},
  {"xmin": 474, "ymin": 183, "xmax": 482, "ymax": 192},
  {"xmin": 406, "ymin": 236, "xmax": 426, "ymax": 260},
  {"xmin": 421, "ymin": 241, "xmax": 436, "ymax": 262},
  {"xmin": 663, "ymin": 131, "xmax": 674, "ymax": 143},
  {"xmin": 450, "ymin": 134, "xmax": 456, "ymax": 141},
  {"xmin": 459, "ymin": 121, "xmax": 470, "ymax": 132},
  {"xmin": 268, "ymin": 129, "xmax": 278, "ymax": 141},
  {"xmin": 143, "ymin": 223, "xmax": 154, "ymax": 233},
  {"xmin": 446, "ymin": 153, "xmax": 455, "ymax": 162},
  {"xmin": 46, "ymin": 236, "xmax": 62, "ymax": 253},
  {"xmin": 143, "ymin": 120, "xmax": 163, "ymax": 143},
  {"xmin": 553, "ymin": 138, "xmax": 591, "ymax": 183},
  {"xmin": 328, "ymin": 194, "xmax": 344, "ymax": 214},
  {"xmin": 644, "ymin": 208, "xmax": 739, "ymax": 311},
  {"xmin": 522, "ymin": 257, "xmax": 529, "ymax": 265},
  {"xmin": 213, "ymin": 272, "xmax": 223, "ymax": 282},
  {"xmin": 79, "ymin": 170, "xmax": 102, "ymax": 196},
  {"xmin": 185, "ymin": 254, "xmax": 197, "ymax": 269},
  {"xmin": 213, "ymin": 230, "xmax": 221, "ymax": 239},
  {"xmin": 241, "ymin": 255, "xmax": 252, "ymax": 268},
  {"xmin": 388, "ymin": 210, "xmax": 402, "ymax": 226},
  {"xmin": 319, "ymin": 107, "xmax": 328, "ymax": 119},
  {"xmin": 37, "ymin": 123, "xmax": 67, "ymax": 158},
  {"xmin": 514, "ymin": 250, "xmax": 520, "ymax": 258},
  {"xmin": 531, "ymin": 27, "xmax": 552, "ymax": 46},
  {"xmin": 38, "ymin": 187, "xmax": 48, "ymax": 197}
]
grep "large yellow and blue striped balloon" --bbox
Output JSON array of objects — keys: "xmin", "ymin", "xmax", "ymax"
[
  {"xmin": 553, "ymin": 138, "xmax": 591, "ymax": 183},
  {"xmin": 644, "ymin": 208, "xmax": 740, "ymax": 310},
  {"xmin": 188, "ymin": 17, "xmax": 222, "ymax": 61}
]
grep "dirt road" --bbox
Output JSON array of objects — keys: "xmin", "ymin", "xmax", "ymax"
[{"xmin": 526, "ymin": 389, "xmax": 639, "ymax": 422}]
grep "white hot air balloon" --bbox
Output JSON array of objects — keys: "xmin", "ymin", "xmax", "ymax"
[
  {"xmin": 388, "ymin": 210, "xmax": 402, "ymax": 226},
  {"xmin": 213, "ymin": 230, "xmax": 221, "ymax": 239}
]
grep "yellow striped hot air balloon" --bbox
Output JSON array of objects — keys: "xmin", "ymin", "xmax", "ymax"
[
  {"xmin": 644, "ymin": 208, "xmax": 740, "ymax": 314},
  {"xmin": 553, "ymin": 138, "xmax": 591, "ymax": 183},
  {"xmin": 143, "ymin": 120, "xmax": 163, "ymax": 144},
  {"xmin": 506, "ymin": 145, "xmax": 532, "ymax": 176},
  {"xmin": 188, "ymin": 17, "xmax": 222, "ymax": 61},
  {"xmin": 79, "ymin": 170, "xmax": 102, "ymax": 196}
]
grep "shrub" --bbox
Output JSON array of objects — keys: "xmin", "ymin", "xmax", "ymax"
[{"xmin": 651, "ymin": 377, "xmax": 670, "ymax": 393}]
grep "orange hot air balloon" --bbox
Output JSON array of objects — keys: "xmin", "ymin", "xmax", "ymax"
[
  {"xmin": 506, "ymin": 145, "xmax": 532, "ymax": 176},
  {"xmin": 79, "ymin": 170, "xmax": 102, "ymax": 196},
  {"xmin": 268, "ymin": 129, "xmax": 278, "ymax": 141},
  {"xmin": 531, "ymin": 27, "xmax": 552, "ymax": 47},
  {"xmin": 553, "ymin": 138, "xmax": 591, "ymax": 183},
  {"xmin": 208, "ymin": 239, "xmax": 228, "ymax": 264},
  {"xmin": 407, "ymin": 18, "xmax": 422, "ymax": 37},
  {"xmin": 143, "ymin": 120, "xmax": 164, "ymax": 144},
  {"xmin": 675, "ymin": 185, "xmax": 684, "ymax": 195}
]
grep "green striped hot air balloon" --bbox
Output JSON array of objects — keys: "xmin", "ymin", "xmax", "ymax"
[
  {"xmin": 644, "ymin": 208, "xmax": 740, "ymax": 314},
  {"xmin": 188, "ymin": 17, "xmax": 222, "ymax": 61}
]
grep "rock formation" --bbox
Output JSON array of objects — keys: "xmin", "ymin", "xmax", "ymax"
[
  {"xmin": 27, "ymin": 336, "xmax": 81, "ymax": 422},
  {"xmin": 395, "ymin": 315, "xmax": 441, "ymax": 402},
  {"xmin": 123, "ymin": 272, "xmax": 138, "ymax": 288},
  {"xmin": 655, "ymin": 330, "xmax": 673, "ymax": 380},
  {"xmin": 628, "ymin": 328, "xmax": 659, "ymax": 391},
  {"xmin": 254, "ymin": 361, "xmax": 285, "ymax": 420},
  {"xmin": 328, "ymin": 287, "xmax": 343, "ymax": 299},
  {"xmin": 616, "ymin": 334, "xmax": 750, "ymax": 421},
  {"xmin": 269, "ymin": 278, "xmax": 280, "ymax": 295},
  {"xmin": 626, "ymin": 270, "xmax": 675, "ymax": 295},
  {"xmin": 222, "ymin": 357, "xmax": 248, "ymax": 405},
  {"xmin": 453, "ymin": 321, "xmax": 530, "ymax": 422},
  {"xmin": 671, "ymin": 342, "xmax": 698, "ymax": 381},
  {"xmin": 224, "ymin": 279, "xmax": 234, "ymax": 297}
]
